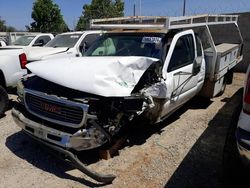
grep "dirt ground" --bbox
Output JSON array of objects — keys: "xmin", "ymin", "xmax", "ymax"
[{"xmin": 0, "ymin": 73, "xmax": 247, "ymax": 188}]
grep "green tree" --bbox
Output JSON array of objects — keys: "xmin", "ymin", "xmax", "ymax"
[
  {"xmin": 76, "ymin": 0, "xmax": 124, "ymax": 30},
  {"xmin": 0, "ymin": 17, "xmax": 7, "ymax": 31},
  {"xmin": 6, "ymin": 26, "xmax": 16, "ymax": 32},
  {"xmin": 27, "ymin": 0, "xmax": 69, "ymax": 33},
  {"xmin": 0, "ymin": 17, "xmax": 16, "ymax": 32}
]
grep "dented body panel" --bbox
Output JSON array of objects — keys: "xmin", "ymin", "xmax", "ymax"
[{"xmin": 27, "ymin": 56, "xmax": 159, "ymax": 97}]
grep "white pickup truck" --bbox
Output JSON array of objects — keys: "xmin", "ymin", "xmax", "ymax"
[
  {"xmin": 1, "ymin": 33, "xmax": 54, "ymax": 48},
  {"xmin": 0, "ymin": 50, "xmax": 27, "ymax": 115},
  {"xmin": 25, "ymin": 31, "xmax": 103, "ymax": 61},
  {"xmin": 12, "ymin": 15, "xmax": 243, "ymax": 183},
  {"xmin": 0, "ymin": 31, "xmax": 101, "ymax": 115},
  {"xmin": 0, "ymin": 33, "xmax": 53, "ymax": 115}
]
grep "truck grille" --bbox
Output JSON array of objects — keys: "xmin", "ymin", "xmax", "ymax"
[{"xmin": 24, "ymin": 89, "xmax": 89, "ymax": 128}]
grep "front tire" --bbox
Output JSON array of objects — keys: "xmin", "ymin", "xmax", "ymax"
[{"xmin": 0, "ymin": 85, "xmax": 9, "ymax": 116}]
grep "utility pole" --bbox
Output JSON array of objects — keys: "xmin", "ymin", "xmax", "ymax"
[
  {"xmin": 133, "ymin": 3, "xmax": 136, "ymax": 16},
  {"xmin": 133, "ymin": 0, "xmax": 141, "ymax": 16},
  {"xmin": 139, "ymin": 0, "xmax": 141, "ymax": 16},
  {"xmin": 183, "ymin": 0, "xmax": 186, "ymax": 16}
]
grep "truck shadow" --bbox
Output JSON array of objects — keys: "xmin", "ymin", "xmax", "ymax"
[
  {"xmin": 7, "ymin": 99, "xmax": 16, "ymax": 111},
  {"xmin": 125, "ymin": 95, "xmax": 213, "ymax": 147},
  {"xmin": 0, "ymin": 99, "xmax": 16, "ymax": 119},
  {"xmin": 5, "ymin": 132, "xmax": 107, "ymax": 187},
  {"xmin": 164, "ymin": 88, "xmax": 246, "ymax": 188},
  {"xmin": 4, "ymin": 94, "xmax": 213, "ymax": 186}
]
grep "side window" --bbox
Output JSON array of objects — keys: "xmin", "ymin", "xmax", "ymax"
[
  {"xmin": 91, "ymin": 38, "xmax": 116, "ymax": 56},
  {"xmin": 34, "ymin": 36, "xmax": 51, "ymax": 46},
  {"xmin": 79, "ymin": 34, "xmax": 100, "ymax": 53},
  {"xmin": 167, "ymin": 34, "xmax": 195, "ymax": 72},
  {"xmin": 195, "ymin": 35, "xmax": 202, "ymax": 57}
]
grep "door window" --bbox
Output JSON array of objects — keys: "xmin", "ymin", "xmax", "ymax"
[
  {"xmin": 167, "ymin": 34, "xmax": 195, "ymax": 72},
  {"xmin": 34, "ymin": 36, "xmax": 51, "ymax": 46},
  {"xmin": 79, "ymin": 34, "xmax": 100, "ymax": 54}
]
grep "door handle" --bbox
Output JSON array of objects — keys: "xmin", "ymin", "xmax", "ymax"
[{"xmin": 173, "ymin": 71, "xmax": 192, "ymax": 76}]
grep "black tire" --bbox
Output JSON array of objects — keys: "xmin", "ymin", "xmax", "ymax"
[{"xmin": 0, "ymin": 85, "xmax": 9, "ymax": 116}]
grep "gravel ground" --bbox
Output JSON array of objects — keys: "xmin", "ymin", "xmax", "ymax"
[{"xmin": 0, "ymin": 73, "xmax": 245, "ymax": 188}]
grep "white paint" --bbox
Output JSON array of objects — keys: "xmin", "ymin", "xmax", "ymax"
[
  {"xmin": 0, "ymin": 40, "xmax": 6, "ymax": 47},
  {"xmin": 25, "ymin": 47, "xmax": 68, "ymax": 61},
  {"xmin": 160, "ymin": 30, "xmax": 203, "ymax": 117},
  {"xmin": 0, "ymin": 49, "xmax": 27, "ymax": 87},
  {"xmin": 27, "ymin": 56, "xmax": 159, "ymax": 97}
]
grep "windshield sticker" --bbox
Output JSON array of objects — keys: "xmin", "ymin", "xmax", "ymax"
[
  {"xmin": 142, "ymin": 37, "xmax": 162, "ymax": 44},
  {"xmin": 70, "ymin": 35, "xmax": 80, "ymax": 38},
  {"xmin": 27, "ymin": 37, "xmax": 34, "ymax": 40}
]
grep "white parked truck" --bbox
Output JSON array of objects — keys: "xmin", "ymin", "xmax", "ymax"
[
  {"xmin": 0, "ymin": 31, "xmax": 102, "ymax": 115},
  {"xmin": 1, "ymin": 33, "xmax": 54, "ymax": 48},
  {"xmin": 0, "ymin": 33, "xmax": 53, "ymax": 115},
  {"xmin": 0, "ymin": 50, "xmax": 27, "ymax": 115},
  {"xmin": 25, "ymin": 31, "xmax": 103, "ymax": 61},
  {"xmin": 12, "ymin": 15, "xmax": 243, "ymax": 183}
]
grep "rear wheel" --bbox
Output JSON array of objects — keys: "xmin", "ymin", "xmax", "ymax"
[
  {"xmin": 0, "ymin": 85, "xmax": 9, "ymax": 116},
  {"xmin": 216, "ymin": 77, "xmax": 227, "ymax": 97}
]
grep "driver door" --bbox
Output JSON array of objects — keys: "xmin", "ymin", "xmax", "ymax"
[{"xmin": 161, "ymin": 30, "xmax": 200, "ymax": 117}]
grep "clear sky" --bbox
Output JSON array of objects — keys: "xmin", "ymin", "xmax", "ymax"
[{"xmin": 0, "ymin": 0, "xmax": 250, "ymax": 30}]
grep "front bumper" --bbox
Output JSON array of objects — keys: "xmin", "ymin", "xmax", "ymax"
[
  {"xmin": 12, "ymin": 106, "xmax": 116, "ymax": 183},
  {"xmin": 12, "ymin": 106, "xmax": 106, "ymax": 151},
  {"xmin": 24, "ymin": 132, "xmax": 116, "ymax": 183}
]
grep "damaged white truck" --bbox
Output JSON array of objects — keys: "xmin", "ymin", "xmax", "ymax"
[{"xmin": 12, "ymin": 15, "xmax": 243, "ymax": 183}]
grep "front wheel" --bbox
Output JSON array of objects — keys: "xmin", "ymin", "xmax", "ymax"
[{"xmin": 0, "ymin": 85, "xmax": 9, "ymax": 116}]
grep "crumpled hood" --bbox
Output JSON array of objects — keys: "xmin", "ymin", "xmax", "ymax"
[
  {"xmin": 27, "ymin": 56, "xmax": 159, "ymax": 97},
  {"xmin": 25, "ymin": 47, "xmax": 68, "ymax": 61}
]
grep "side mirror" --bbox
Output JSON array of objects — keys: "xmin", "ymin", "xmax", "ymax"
[
  {"xmin": 79, "ymin": 42, "xmax": 87, "ymax": 55},
  {"xmin": 192, "ymin": 57, "xmax": 202, "ymax": 75},
  {"xmin": 83, "ymin": 42, "xmax": 90, "ymax": 52},
  {"xmin": 80, "ymin": 42, "xmax": 89, "ymax": 55}
]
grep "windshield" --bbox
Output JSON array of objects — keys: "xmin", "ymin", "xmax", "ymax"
[
  {"xmin": 13, "ymin": 36, "xmax": 35, "ymax": 46},
  {"xmin": 85, "ymin": 33, "xmax": 164, "ymax": 59},
  {"xmin": 45, "ymin": 34, "xmax": 82, "ymax": 48}
]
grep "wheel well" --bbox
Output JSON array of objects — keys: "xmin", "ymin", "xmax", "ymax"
[
  {"xmin": 0, "ymin": 70, "xmax": 6, "ymax": 88},
  {"xmin": 226, "ymin": 69, "xmax": 234, "ymax": 85}
]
